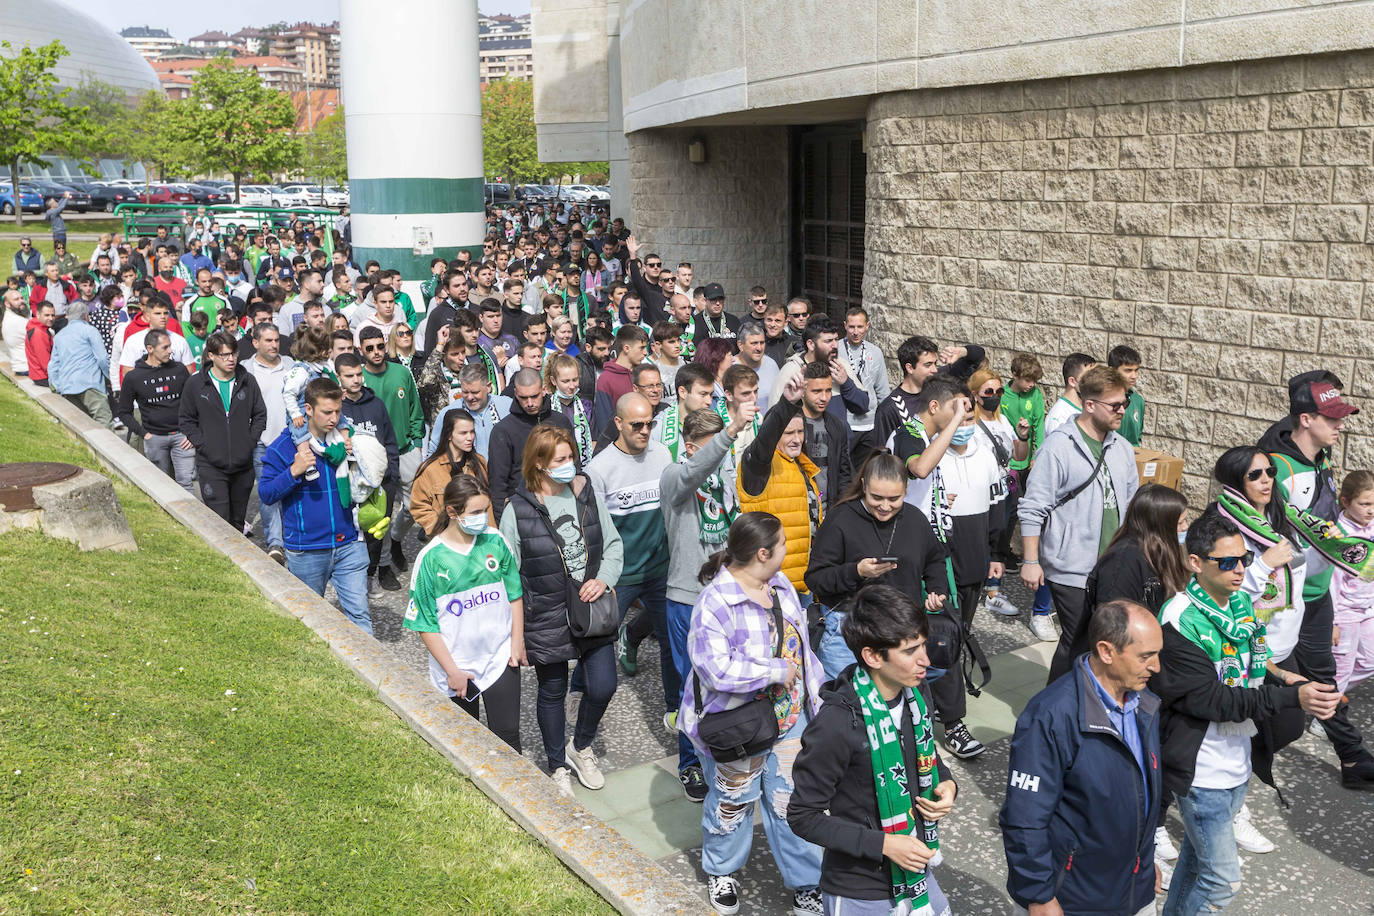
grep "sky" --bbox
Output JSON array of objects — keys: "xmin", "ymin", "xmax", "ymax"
[{"xmin": 84, "ymin": 1, "xmax": 528, "ymax": 41}]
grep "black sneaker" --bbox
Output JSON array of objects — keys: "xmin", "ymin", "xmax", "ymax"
[
  {"xmin": 707, "ymin": 874, "xmax": 740, "ymax": 915},
  {"xmin": 1342, "ymin": 756, "xmax": 1374, "ymax": 790},
  {"xmin": 943, "ymin": 720, "xmax": 985, "ymax": 759},
  {"xmin": 390, "ymin": 539, "xmax": 408, "ymax": 573},
  {"xmin": 792, "ymin": 887, "xmax": 823, "ymax": 916},
  {"xmin": 680, "ymin": 764, "xmax": 707, "ymax": 802},
  {"xmin": 378, "ymin": 565, "xmax": 403, "ymax": 591}
]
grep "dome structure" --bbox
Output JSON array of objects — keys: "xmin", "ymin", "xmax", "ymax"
[{"xmin": 0, "ymin": 0, "xmax": 159, "ymax": 98}]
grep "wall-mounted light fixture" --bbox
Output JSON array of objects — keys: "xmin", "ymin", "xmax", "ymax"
[{"xmin": 688, "ymin": 137, "xmax": 707, "ymax": 164}]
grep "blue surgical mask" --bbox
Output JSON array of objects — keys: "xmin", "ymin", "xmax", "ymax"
[
  {"xmin": 549, "ymin": 463, "xmax": 577, "ymax": 483},
  {"xmin": 1178, "ymin": 531, "xmax": 1188, "ymax": 545},
  {"xmin": 459, "ymin": 513, "xmax": 487, "ymax": 535},
  {"xmin": 951, "ymin": 426, "xmax": 976, "ymax": 445}
]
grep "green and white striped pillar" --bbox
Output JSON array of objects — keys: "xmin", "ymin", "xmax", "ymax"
[{"xmin": 340, "ymin": 0, "xmax": 484, "ymax": 286}]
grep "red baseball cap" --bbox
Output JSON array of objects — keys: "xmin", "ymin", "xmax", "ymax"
[{"xmin": 1311, "ymin": 381, "xmax": 1359, "ymax": 418}]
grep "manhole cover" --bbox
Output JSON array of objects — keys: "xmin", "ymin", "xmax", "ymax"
[{"xmin": 0, "ymin": 462, "xmax": 82, "ymax": 512}]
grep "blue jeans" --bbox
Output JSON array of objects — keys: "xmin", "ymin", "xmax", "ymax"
[
  {"xmin": 1163, "ymin": 783, "xmax": 1247, "ymax": 916},
  {"xmin": 286, "ymin": 539, "xmax": 371, "ymax": 634},
  {"xmin": 701, "ymin": 712, "xmax": 822, "ymax": 890},
  {"xmin": 817, "ymin": 605, "xmax": 858, "ymax": 681},
  {"xmin": 666, "ymin": 598, "xmax": 701, "ymax": 772},
  {"xmin": 253, "ymin": 441, "xmax": 283, "ymax": 549},
  {"xmin": 823, "ymin": 869, "xmax": 949, "ymax": 915},
  {"xmin": 1032, "ymin": 582, "xmax": 1052, "ymax": 616},
  {"xmin": 535, "ymin": 641, "xmax": 617, "ymax": 771},
  {"xmin": 616, "ymin": 575, "xmax": 679, "ymax": 713}
]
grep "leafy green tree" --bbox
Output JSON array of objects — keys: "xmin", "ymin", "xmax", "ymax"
[
  {"xmin": 123, "ymin": 91, "xmax": 194, "ymax": 193},
  {"xmin": 181, "ymin": 57, "xmax": 300, "ymax": 200},
  {"xmin": 0, "ymin": 40, "xmax": 101, "ymax": 225},
  {"xmin": 65, "ymin": 77, "xmax": 127, "ymax": 162},
  {"xmin": 301, "ymin": 107, "xmax": 347, "ymax": 188},
  {"xmin": 482, "ymin": 78, "xmax": 539, "ymax": 183}
]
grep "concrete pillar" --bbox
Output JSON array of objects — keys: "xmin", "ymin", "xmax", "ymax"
[{"xmin": 339, "ymin": 0, "xmax": 483, "ymax": 282}]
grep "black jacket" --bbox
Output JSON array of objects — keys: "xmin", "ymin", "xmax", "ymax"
[
  {"xmin": 422, "ymin": 298, "xmax": 460, "ymax": 356},
  {"xmin": 1000, "ymin": 660, "xmax": 1161, "ymax": 915},
  {"xmin": 118, "ymin": 357, "xmax": 190, "ymax": 437},
  {"xmin": 1149, "ymin": 622, "xmax": 1301, "ymax": 801},
  {"xmin": 1258, "ymin": 416, "xmax": 1338, "ymax": 520},
  {"xmin": 177, "ymin": 365, "xmax": 266, "ymax": 472},
  {"xmin": 506, "ymin": 475, "xmax": 610, "ymax": 664},
  {"xmin": 788, "ymin": 666, "xmax": 954, "ymax": 901},
  {"xmin": 341, "ymin": 386, "xmax": 399, "ymax": 484},
  {"xmin": 805, "ymin": 500, "xmax": 948, "ymax": 610},
  {"xmin": 627, "ymin": 259, "xmax": 667, "ymax": 325},
  {"xmin": 1071, "ymin": 537, "xmax": 1173, "ymax": 660},
  {"xmin": 487, "ymin": 394, "xmax": 574, "ymax": 514}
]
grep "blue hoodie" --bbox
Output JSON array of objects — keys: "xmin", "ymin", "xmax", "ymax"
[{"xmin": 259, "ymin": 427, "xmax": 359, "ymax": 551}]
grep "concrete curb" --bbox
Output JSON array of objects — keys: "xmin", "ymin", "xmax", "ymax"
[{"xmin": 0, "ymin": 360, "xmax": 710, "ymax": 916}]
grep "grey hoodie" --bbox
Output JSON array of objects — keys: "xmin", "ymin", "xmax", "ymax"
[
  {"xmin": 660, "ymin": 428, "xmax": 736, "ymax": 604},
  {"xmin": 1018, "ymin": 420, "xmax": 1140, "ymax": 588}
]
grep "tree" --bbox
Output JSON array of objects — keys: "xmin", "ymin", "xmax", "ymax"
[
  {"xmin": 482, "ymin": 78, "xmax": 540, "ymax": 183},
  {"xmin": 180, "ymin": 57, "xmax": 300, "ymax": 200},
  {"xmin": 123, "ymin": 91, "xmax": 194, "ymax": 193},
  {"xmin": 0, "ymin": 40, "xmax": 101, "ymax": 225},
  {"xmin": 66, "ymin": 76, "xmax": 127, "ymax": 162},
  {"xmin": 301, "ymin": 107, "xmax": 347, "ymax": 188}
]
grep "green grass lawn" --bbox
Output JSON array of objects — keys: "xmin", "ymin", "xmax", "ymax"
[
  {"xmin": 0, "ymin": 378, "xmax": 613, "ymax": 914},
  {"xmin": 0, "ymin": 219, "xmax": 125, "ymax": 277}
]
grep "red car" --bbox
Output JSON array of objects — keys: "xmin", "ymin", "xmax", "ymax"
[{"xmin": 138, "ymin": 185, "xmax": 195, "ymax": 204}]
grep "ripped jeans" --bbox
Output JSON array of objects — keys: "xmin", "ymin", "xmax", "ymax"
[{"xmin": 700, "ymin": 711, "xmax": 822, "ymax": 890}]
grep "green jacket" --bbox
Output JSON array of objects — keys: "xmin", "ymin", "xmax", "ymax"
[
  {"xmin": 1118, "ymin": 388, "xmax": 1146, "ymax": 447},
  {"xmin": 363, "ymin": 361, "xmax": 423, "ymax": 453}
]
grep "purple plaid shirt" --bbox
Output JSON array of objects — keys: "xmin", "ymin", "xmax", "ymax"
[{"xmin": 678, "ymin": 565, "xmax": 824, "ymax": 755}]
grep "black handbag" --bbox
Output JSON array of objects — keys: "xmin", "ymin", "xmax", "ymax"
[
  {"xmin": 925, "ymin": 601, "xmax": 992, "ymax": 698},
  {"xmin": 565, "ymin": 577, "xmax": 617, "ymax": 639},
  {"xmin": 694, "ymin": 593, "xmax": 788, "ymax": 762}
]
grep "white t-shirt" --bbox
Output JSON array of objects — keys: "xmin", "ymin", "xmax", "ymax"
[
  {"xmin": 973, "ymin": 414, "xmax": 1017, "ymax": 506},
  {"xmin": 1044, "ymin": 396, "xmax": 1081, "ymax": 437},
  {"xmin": 118, "ymin": 328, "xmax": 194, "ymax": 378}
]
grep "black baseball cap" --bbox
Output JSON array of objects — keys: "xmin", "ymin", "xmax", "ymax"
[{"xmin": 704, "ymin": 283, "xmax": 725, "ymax": 300}]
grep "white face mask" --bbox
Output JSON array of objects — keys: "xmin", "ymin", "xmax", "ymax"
[
  {"xmin": 459, "ymin": 513, "xmax": 487, "ymax": 535},
  {"xmin": 549, "ymin": 462, "xmax": 576, "ymax": 483}
]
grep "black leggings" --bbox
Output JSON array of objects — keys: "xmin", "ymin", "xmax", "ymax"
[
  {"xmin": 453, "ymin": 663, "xmax": 522, "ymax": 753},
  {"xmin": 197, "ymin": 462, "xmax": 255, "ymax": 531}
]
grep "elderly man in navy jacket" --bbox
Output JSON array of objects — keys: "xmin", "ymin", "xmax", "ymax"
[{"xmin": 1000, "ymin": 600, "xmax": 1164, "ymax": 916}]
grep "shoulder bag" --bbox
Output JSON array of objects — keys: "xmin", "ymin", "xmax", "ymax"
[{"xmin": 694, "ymin": 592, "xmax": 787, "ymax": 762}]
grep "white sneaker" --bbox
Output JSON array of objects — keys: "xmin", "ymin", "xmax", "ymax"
[
  {"xmin": 708, "ymin": 874, "xmax": 741, "ymax": 915},
  {"xmin": 987, "ymin": 594, "xmax": 1020, "ymax": 617},
  {"xmin": 1309, "ymin": 716, "xmax": 1327, "ymax": 739},
  {"xmin": 1233, "ymin": 803, "xmax": 1275, "ymax": 854},
  {"xmin": 550, "ymin": 766, "xmax": 574, "ymax": 798},
  {"xmin": 663, "ymin": 710, "xmax": 678, "ymax": 732},
  {"xmin": 1156, "ymin": 857, "xmax": 1173, "ymax": 892},
  {"xmin": 1155, "ymin": 826, "xmax": 1178, "ymax": 861},
  {"xmin": 565, "ymin": 738, "xmax": 605, "ymax": 790},
  {"xmin": 1029, "ymin": 614, "xmax": 1058, "ymax": 642}
]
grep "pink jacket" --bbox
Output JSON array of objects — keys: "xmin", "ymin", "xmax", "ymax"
[{"xmin": 1332, "ymin": 511, "xmax": 1374, "ymax": 621}]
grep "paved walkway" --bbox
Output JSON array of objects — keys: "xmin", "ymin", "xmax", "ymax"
[{"xmin": 240, "ymin": 491, "xmax": 1374, "ymax": 915}]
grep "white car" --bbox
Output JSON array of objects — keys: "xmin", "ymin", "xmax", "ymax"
[
  {"xmin": 322, "ymin": 185, "xmax": 349, "ymax": 208},
  {"xmin": 236, "ymin": 184, "xmax": 273, "ymax": 207},
  {"xmin": 270, "ymin": 186, "xmax": 315, "ymax": 209},
  {"xmin": 561, "ymin": 184, "xmax": 609, "ymax": 203}
]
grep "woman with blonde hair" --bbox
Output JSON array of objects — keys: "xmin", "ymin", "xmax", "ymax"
[
  {"xmin": 386, "ymin": 321, "xmax": 424, "ymax": 379},
  {"xmin": 499, "ymin": 424, "xmax": 622, "ymax": 796},
  {"xmin": 968, "ymin": 366, "xmax": 1030, "ymax": 618}
]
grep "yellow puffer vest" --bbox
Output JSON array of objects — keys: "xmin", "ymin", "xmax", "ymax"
[{"xmin": 737, "ymin": 450, "xmax": 822, "ymax": 594}]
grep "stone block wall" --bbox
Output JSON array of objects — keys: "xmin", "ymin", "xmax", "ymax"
[
  {"xmin": 627, "ymin": 126, "xmax": 789, "ymax": 309},
  {"xmin": 864, "ymin": 50, "xmax": 1374, "ymax": 506}
]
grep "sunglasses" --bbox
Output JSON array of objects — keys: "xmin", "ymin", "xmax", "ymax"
[
  {"xmin": 363, "ymin": 343, "xmax": 386, "ymax": 352},
  {"xmin": 1246, "ymin": 466, "xmax": 1277, "ymax": 481},
  {"xmin": 1205, "ymin": 551, "xmax": 1255, "ymax": 572},
  {"xmin": 751, "ymin": 298, "xmax": 768, "ymax": 305},
  {"xmin": 644, "ymin": 261, "xmax": 662, "ymax": 268},
  {"xmin": 624, "ymin": 420, "xmax": 653, "ymax": 432},
  {"xmin": 1091, "ymin": 399, "xmax": 1128, "ymax": 413},
  {"xmin": 396, "ymin": 329, "xmax": 413, "ymax": 337}
]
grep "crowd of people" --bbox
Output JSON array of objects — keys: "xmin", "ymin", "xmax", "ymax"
[{"xmin": 6, "ymin": 198, "xmax": 1374, "ymax": 916}]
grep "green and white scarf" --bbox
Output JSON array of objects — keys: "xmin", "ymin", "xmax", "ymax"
[
  {"xmin": 561, "ymin": 394, "xmax": 593, "ymax": 463},
  {"xmin": 473, "ymin": 346, "xmax": 500, "ymax": 390},
  {"xmin": 1181, "ymin": 578, "xmax": 1269, "ymax": 687},
  {"xmin": 679, "ymin": 321, "xmax": 697, "ymax": 360},
  {"xmin": 853, "ymin": 667, "xmax": 939, "ymax": 916},
  {"xmin": 1286, "ymin": 504, "xmax": 1374, "ymax": 582},
  {"xmin": 1214, "ymin": 486, "xmax": 1294, "ymax": 620},
  {"xmin": 659, "ymin": 405, "xmax": 682, "ymax": 460},
  {"xmin": 902, "ymin": 415, "xmax": 959, "ymax": 606},
  {"xmin": 693, "ymin": 460, "xmax": 735, "ymax": 545}
]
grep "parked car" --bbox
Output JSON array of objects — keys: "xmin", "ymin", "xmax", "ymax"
[
  {"xmin": 485, "ymin": 182, "xmax": 512, "ymax": 205},
  {"xmin": 322, "ymin": 185, "xmax": 349, "ymax": 208},
  {"xmin": 177, "ymin": 183, "xmax": 232, "ymax": 205},
  {"xmin": 560, "ymin": 184, "xmax": 609, "ymax": 203},
  {"xmin": 28, "ymin": 181, "xmax": 92, "ymax": 212},
  {"xmin": 269, "ymin": 185, "xmax": 315, "ymax": 208},
  {"xmin": 515, "ymin": 183, "xmax": 554, "ymax": 203},
  {"xmin": 236, "ymin": 184, "xmax": 274, "ymax": 207},
  {"xmin": 87, "ymin": 182, "xmax": 141, "ymax": 212},
  {"xmin": 138, "ymin": 185, "xmax": 195, "ymax": 205},
  {"xmin": 0, "ymin": 185, "xmax": 44, "ymax": 214}
]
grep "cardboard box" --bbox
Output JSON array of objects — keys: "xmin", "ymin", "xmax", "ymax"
[{"xmin": 1135, "ymin": 447, "xmax": 1184, "ymax": 491}]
